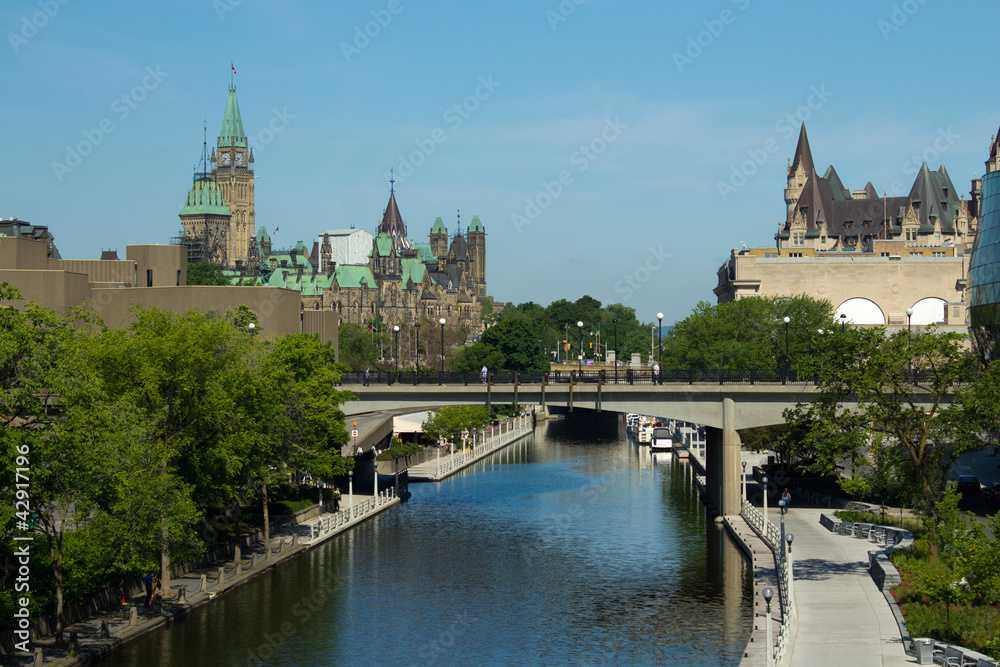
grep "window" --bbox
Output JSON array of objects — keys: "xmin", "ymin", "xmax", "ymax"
[
  {"xmin": 146, "ymin": 269, "xmax": 153, "ymax": 287},
  {"xmin": 788, "ymin": 252, "xmax": 803, "ymax": 258},
  {"xmin": 881, "ymin": 252, "xmax": 890, "ymax": 257},
  {"xmin": 932, "ymin": 251, "xmax": 945, "ymax": 257},
  {"xmin": 176, "ymin": 270, "xmax": 181, "ymax": 286}
]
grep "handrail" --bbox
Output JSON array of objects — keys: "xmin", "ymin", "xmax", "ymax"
[
  {"xmin": 741, "ymin": 497, "xmax": 795, "ymax": 665},
  {"xmin": 435, "ymin": 413, "xmax": 531, "ymax": 478}
]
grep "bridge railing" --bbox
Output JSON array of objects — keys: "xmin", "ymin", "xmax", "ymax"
[{"xmin": 339, "ymin": 368, "xmax": 808, "ymax": 386}]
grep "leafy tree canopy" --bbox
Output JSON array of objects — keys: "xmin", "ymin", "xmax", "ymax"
[{"xmin": 186, "ymin": 262, "xmax": 231, "ymax": 286}]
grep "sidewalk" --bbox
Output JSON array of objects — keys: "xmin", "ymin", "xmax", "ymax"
[
  {"xmin": 779, "ymin": 508, "xmax": 913, "ymax": 667},
  {"xmin": 2, "ymin": 493, "xmax": 395, "ymax": 667}
]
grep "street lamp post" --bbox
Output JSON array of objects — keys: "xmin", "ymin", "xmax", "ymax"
[
  {"xmin": 438, "ymin": 318, "xmax": 446, "ymax": 383},
  {"xmin": 906, "ymin": 307, "xmax": 914, "ymax": 383},
  {"xmin": 839, "ymin": 313, "xmax": 847, "ymax": 330},
  {"xmin": 742, "ymin": 460, "xmax": 747, "ymax": 504},
  {"xmin": 577, "ymin": 320, "xmax": 584, "ymax": 372},
  {"xmin": 657, "ymin": 312, "xmax": 663, "ymax": 385},
  {"xmin": 393, "ymin": 325, "xmax": 400, "ymax": 375},
  {"xmin": 782, "ymin": 315, "xmax": 790, "ymax": 381},
  {"xmin": 613, "ymin": 318, "xmax": 618, "ymax": 384},
  {"xmin": 414, "ymin": 322, "xmax": 420, "ymax": 375},
  {"xmin": 348, "ymin": 469, "xmax": 353, "ymax": 519},
  {"xmin": 762, "ymin": 587, "xmax": 774, "ymax": 667},
  {"xmin": 785, "ymin": 533, "xmax": 795, "ymax": 619},
  {"xmin": 762, "ymin": 474, "xmax": 770, "ymax": 536}
]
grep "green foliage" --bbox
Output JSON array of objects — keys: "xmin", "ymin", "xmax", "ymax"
[
  {"xmin": 837, "ymin": 477, "xmax": 872, "ymax": 499},
  {"xmin": 337, "ymin": 322, "xmax": 381, "ymax": 371},
  {"xmin": 376, "ymin": 438, "xmax": 422, "ymax": 461},
  {"xmin": 784, "ymin": 326, "xmax": 984, "ymax": 536},
  {"xmin": 0, "ymin": 289, "xmax": 356, "ymax": 633},
  {"xmin": 422, "ymin": 405, "xmax": 491, "ymax": 443},
  {"xmin": 661, "ymin": 295, "xmax": 833, "ymax": 370},
  {"xmin": 478, "ymin": 310, "xmax": 548, "ymax": 371},
  {"xmin": 186, "ymin": 262, "xmax": 231, "ymax": 286}
]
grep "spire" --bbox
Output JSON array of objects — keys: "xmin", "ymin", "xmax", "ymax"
[
  {"xmin": 791, "ymin": 124, "xmax": 815, "ymax": 175},
  {"xmin": 219, "ymin": 85, "xmax": 246, "ymax": 148},
  {"xmin": 389, "ymin": 166, "xmax": 395, "ymax": 194},
  {"xmin": 378, "ymin": 188, "xmax": 412, "ymax": 253}
]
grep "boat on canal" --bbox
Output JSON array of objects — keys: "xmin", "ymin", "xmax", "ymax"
[{"xmin": 650, "ymin": 426, "xmax": 673, "ymax": 451}]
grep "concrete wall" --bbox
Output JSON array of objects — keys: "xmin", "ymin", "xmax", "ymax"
[
  {"xmin": 302, "ymin": 310, "xmax": 339, "ymax": 347},
  {"xmin": 0, "ymin": 237, "xmax": 48, "ymax": 269},
  {"xmin": 0, "ymin": 269, "xmax": 91, "ymax": 312},
  {"xmin": 90, "ymin": 286, "xmax": 303, "ymax": 335},
  {"xmin": 716, "ymin": 251, "xmax": 970, "ymax": 326},
  {"xmin": 127, "ymin": 244, "xmax": 185, "ymax": 287},
  {"xmin": 52, "ymin": 258, "xmax": 135, "ymax": 286}
]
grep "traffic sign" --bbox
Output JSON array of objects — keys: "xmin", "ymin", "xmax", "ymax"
[{"xmin": 351, "ymin": 429, "xmax": 358, "ymax": 437}]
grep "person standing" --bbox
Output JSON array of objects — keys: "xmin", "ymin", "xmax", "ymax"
[
  {"xmin": 480, "ymin": 365, "xmax": 488, "ymax": 385},
  {"xmin": 364, "ymin": 368, "xmax": 370, "ymax": 386},
  {"xmin": 653, "ymin": 362, "xmax": 661, "ymax": 385},
  {"xmin": 143, "ymin": 571, "xmax": 154, "ymax": 607}
]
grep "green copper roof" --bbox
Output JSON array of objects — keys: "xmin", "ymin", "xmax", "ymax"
[
  {"xmin": 179, "ymin": 178, "xmax": 231, "ymax": 217},
  {"xmin": 400, "ymin": 257, "xmax": 426, "ymax": 289},
  {"xmin": 468, "ymin": 215, "xmax": 485, "ymax": 233},
  {"xmin": 413, "ymin": 242, "xmax": 436, "ymax": 263},
  {"xmin": 335, "ymin": 265, "xmax": 377, "ymax": 289},
  {"xmin": 219, "ymin": 86, "xmax": 246, "ymax": 148},
  {"xmin": 430, "ymin": 217, "xmax": 447, "ymax": 234},
  {"xmin": 372, "ymin": 231, "xmax": 394, "ymax": 257}
]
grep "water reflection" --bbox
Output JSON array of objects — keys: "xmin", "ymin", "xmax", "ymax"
[{"xmin": 101, "ymin": 413, "xmax": 751, "ymax": 667}]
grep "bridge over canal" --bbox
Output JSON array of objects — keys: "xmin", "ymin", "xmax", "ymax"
[{"xmin": 341, "ymin": 369, "xmax": 950, "ymax": 517}]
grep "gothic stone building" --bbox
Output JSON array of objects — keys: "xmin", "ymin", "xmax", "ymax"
[
  {"xmin": 298, "ymin": 189, "xmax": 490, "ymax": 329},
  {"xmin": 715, "ymin": 124, "xmax": 977, "ymax": 328}
]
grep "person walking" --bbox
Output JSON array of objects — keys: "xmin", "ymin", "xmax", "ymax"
[
  {"xmin": 364, "ymin": 368, "xmax": 370, "ymax": 386},
  {"xmin": 143, "ymin": 571, "xmax": 154, "ymax": 607},
  {"xmin": 653, "ymin": 362, "xmax": 661, "ymax": 385},
  {"xmin": 480, "ymin": 365, "xmax": 488, "ymax": 385},
  {"xmin": 781, "ymin": 488, "xmax": 791, "ymax": 514}
]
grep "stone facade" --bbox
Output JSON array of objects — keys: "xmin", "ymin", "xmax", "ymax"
[{"xmin": 715, "ymin": 125, "xmax": 976, "ymax": 329}]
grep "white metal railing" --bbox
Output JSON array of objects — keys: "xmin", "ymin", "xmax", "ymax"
[
  {"xmin": 435, "ymin": 413, "xmax": 532, "ymax": 478},
  {"xmin": 741, "ymin": 496, "xmax": 795, "ymax": 666},
  {"xmin": 311, "ymin": 485, "xmax": 399, "ymax": 541}
]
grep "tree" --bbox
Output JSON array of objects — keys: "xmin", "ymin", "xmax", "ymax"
[
  {"xmin": 661, "ymin": 295, "xmax": 833, "ymax": 370},
  {"xmin": 784, "ymin": 326, "xmax": 983, "ymax": 547},
  {"xmin": 422, "ymin": 405, "xmax": 491, "ymax": 444},
  {"xmin": 235, "ymin": 333, "xmax": 355, "ymax": 541},
  {"xmin": 479, "ymin": 310, "xmax": 548, "ymax": 371},
  {"xmin": 186, "ymin": 262, "xmax": 231, "ymax": 286},
  {"xmin": 92, "ymin": 307, "xmax": 250, "ymax": 591},
  {"xmin": 967, "ymin": 511, "xmax": 1000, "ymax": 639},
  {"xmin": 337, "ymin": 322, "xmax": 381, "ymax": 371}
]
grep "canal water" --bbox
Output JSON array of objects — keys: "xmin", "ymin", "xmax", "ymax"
[{"xmin": 101, "ymin": 414, "xmax": 752, "ymax": 666}]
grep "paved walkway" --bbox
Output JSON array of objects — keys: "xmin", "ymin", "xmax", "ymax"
[{"xmin": 778, "ymin": 508, "xmax": 913, "ymax": 667}]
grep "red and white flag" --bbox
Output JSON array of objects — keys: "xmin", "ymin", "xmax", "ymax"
[
  {"xmin": 231, "ymin": 62, "xmax": 236, "ymax": 75},
  {"xmin": 273, "ymin": 226, "xmax": 279, "ymax": 235}
]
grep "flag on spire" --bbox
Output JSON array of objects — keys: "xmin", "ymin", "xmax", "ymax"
[{"xmin": 231, "ymin": 62, "xmax": 236, "ymax": 75}]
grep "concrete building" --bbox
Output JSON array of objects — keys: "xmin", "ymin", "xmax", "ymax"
[
  {"xmin": 715, "ymin": 125, "xmax": 975, "ymax": 329},
  {"xmin": 0, "ymin": 235, "xmax": 336, "ymax": 345}
]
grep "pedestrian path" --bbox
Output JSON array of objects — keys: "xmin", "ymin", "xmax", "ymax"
[
  {"xmin": 778, "ymin": 508, "xmax": 912, "ymax": 667},
  {"xmin": 408, "ymin": 413, "xmax": 533, "ymax": 481}
]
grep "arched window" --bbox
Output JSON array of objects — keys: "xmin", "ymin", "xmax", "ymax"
[
  {"xmin": 834, "ymin": 298, "xmax": 885, "ymax": 325},
  {"xmin": 908, "ymin": 297, "xmax": 947, "ymax": 325}
]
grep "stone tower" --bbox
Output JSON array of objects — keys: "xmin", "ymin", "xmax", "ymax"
[
  {"xmin": 467, "ymin": 214, "xmax": 486, "ymax": 297},
  {"xmin": 429, "ymin": 216, "xmax": 448, "ymax": 259},
  {"xmin": 179, "ymin": 176, "xmax": 231, "ymax": 266},
  {"xmin": 784, "ymin": 124, "xmax": 815, "ymax": 221},
  {"xmin": 211, "ymin": 85, "xmax": 255, "ymax": 268}
]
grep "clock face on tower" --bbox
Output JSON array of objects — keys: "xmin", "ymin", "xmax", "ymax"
[
  {"xmin": 235, "ymin": 152, "xmax": 244, "ymax": 166},
  {"xmin": 221, "ymin": 152, "xmax": 231, "ymax": 166}
]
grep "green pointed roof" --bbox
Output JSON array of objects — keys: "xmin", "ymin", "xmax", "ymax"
[
  {"xmin": 431, "ymin": 216, "xmax": 447, "ymax": 234},
  {"xmin": 219, "ymin": 86, "xmax": 247, "ymax": 148},
  {"xmin": 401, "ymin": 257, "xmax": 427, "ymax": 289},
  {"xmin": 468, "ymin": 215, "xmax": 485, "ymax": 233},
  {"xmin": 371, "ymin": 231, "xmax": 394, "ymax": 257},
  {"xmin": 179, "ymin": 178, "xmax": 231, "ymax": 217}
]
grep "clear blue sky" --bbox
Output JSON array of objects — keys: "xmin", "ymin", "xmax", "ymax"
[{"xmin": 4, "ymin": 0, "xmax": 1000, "ymax": 323}]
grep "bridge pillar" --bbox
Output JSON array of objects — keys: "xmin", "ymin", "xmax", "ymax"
[{"xmin": 705, "ymin": 396, "xmax": 742, "ymax": 516}]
